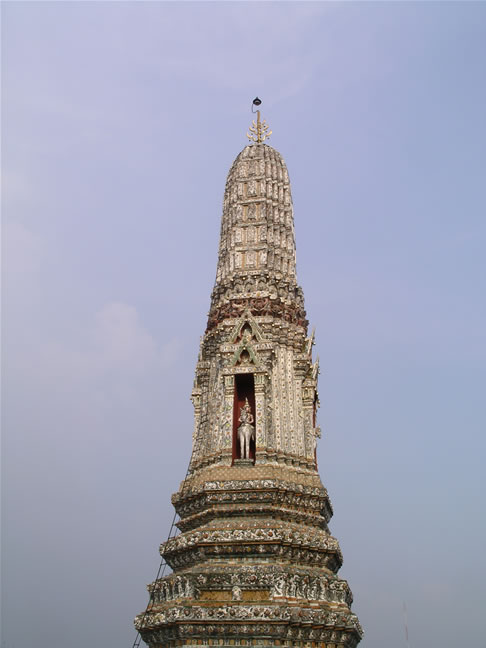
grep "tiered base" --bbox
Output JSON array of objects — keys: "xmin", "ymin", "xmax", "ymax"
[{"xmin": 135, "ymin": 466, "xmax": 362, "ymax": 648}]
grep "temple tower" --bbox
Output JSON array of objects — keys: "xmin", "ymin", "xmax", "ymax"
[{"xmin": 135, "ymin": 107, "xmax": 363, "ymax": 648}]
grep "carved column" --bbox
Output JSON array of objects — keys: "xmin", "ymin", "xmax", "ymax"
[
  {"xmin": 302, "ymin": 379, "xmax": 316, "ymax": 461},
  {"xmin": 254, "ymin": 371, "xmax": 266, "ymax": 464},
  {"xmin": 222, "ymin": 374, "xmax": 235, "ymax": 465},
  {"xmin": 189, "ymin": 386, "xmax": 202, "ymax": 467}
]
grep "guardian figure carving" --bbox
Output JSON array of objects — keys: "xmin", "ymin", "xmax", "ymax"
[{"xmin": 237, "ymin": 398, "xmax": 255, "ymax": 459}]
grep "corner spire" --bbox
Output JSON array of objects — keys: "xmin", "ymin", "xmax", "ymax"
[{"xmin": 246, "ymin": 97, "xmax": 272, "ymax": 143}]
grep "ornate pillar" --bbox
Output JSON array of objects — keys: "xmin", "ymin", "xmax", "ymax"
[
  {"xmin": 189, "ymin": 385, "xmax": 202, "ymax": 466},
  {"xmin": 254, "ymin": 371, "xmax": 266, "ymax": 464},
  {"xmin": 222, "ymin": 373, "xmax": 235, "ymax": 465},
  {"xmin": 302, "ymin": 379, "xmax": 316, "ymax": 461}
]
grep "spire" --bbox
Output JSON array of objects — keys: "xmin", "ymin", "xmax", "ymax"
[
  {"xmin": 215, "ymin": 143, "xmax": 296, "ymax": 278},
  {"xmin": 246, "ymin": 99, "xmax": 272, "ymax": 143},
  {"xmin": 208, "ymin": 102, "xmax": 305, "ymax": 331},
  {"xmin": 133, "ymin": 105, "xmax": 363, "ymax": 648},
  {"xmin": 207, "ymin": 141, "xmax": 305, "ymax": 331}
]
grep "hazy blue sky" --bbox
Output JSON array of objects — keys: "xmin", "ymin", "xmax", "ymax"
[{"xmin": 2, "ymin": 2, "xmax": 486, "ymax": 648}]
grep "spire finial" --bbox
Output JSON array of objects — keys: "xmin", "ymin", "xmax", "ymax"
[{"xmin": 247, "ymin": 97, "xmax": 272, "ymax": 143}]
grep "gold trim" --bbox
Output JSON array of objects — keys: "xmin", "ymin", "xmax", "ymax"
[{"xmin": 247, "ymin": 110, "xmax": 272, "ymax": 143}]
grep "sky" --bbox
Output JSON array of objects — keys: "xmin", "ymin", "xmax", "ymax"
[{"xmin": 2, "ymin": 2, "xmax": 486, "ymax": 647}]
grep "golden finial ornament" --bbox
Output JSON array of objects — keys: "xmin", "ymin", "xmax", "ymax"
[{"xmin": 247, "ymin": 97, "xmax": 272, "ymax": 143}]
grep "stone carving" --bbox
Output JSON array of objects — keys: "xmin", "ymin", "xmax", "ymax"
[
  {"xmin": 207, "ymin": 295, "xmax": 307, "ymax": 332},
  {"xmin": 160, "ymin": 524, "xmax": 343, "ymax": 573},
  {"xmin": 140, "ymin": 605, "xmax": 334, "ymax": 627},
  {"xmin": 231, "ymin": 585, "xmax": 242, "ymax": 601},
  {"xmin": 142, "ymin": 624, "xmax": 362, "ymax": 648},
  {"xmin": 162, "ymin": 524, "xmax": 340, "ymax": 553},
  {"xmin": 237, "ymin": 398, "xmax": 255, "ymax": 459},
  {"xmin": 148, "ymin": 566, "xmax": 351, "ymax": 607}
]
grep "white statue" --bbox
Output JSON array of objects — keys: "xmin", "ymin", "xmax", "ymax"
[
  {"xmin": 237, "ymin": 398, "xmax": 255, "ymax": 459},
  {"xmin": 273, "ymin": 574, "xmax": 286, "ymax": 597}
]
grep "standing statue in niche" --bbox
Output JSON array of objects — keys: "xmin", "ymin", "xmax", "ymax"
[{"xmin": 238, "ymin": 398, "xmax": 255, "ymax": 460}]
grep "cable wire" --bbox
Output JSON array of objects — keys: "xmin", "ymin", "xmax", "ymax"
[{"xmin": 131, "ymin": 436, "xmax": 198, "ymax": 648}]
